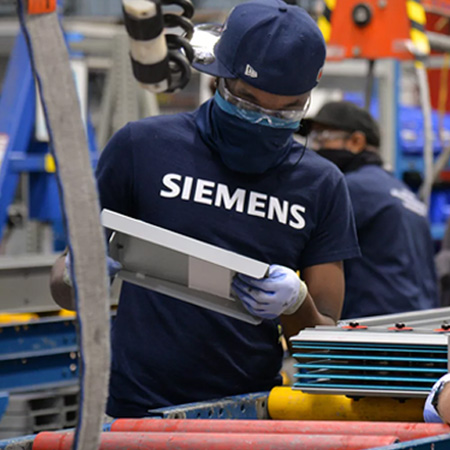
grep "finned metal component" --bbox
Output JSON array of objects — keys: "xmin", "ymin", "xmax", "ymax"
[{"xmin": 291, "ymin": 309, "xmax": 450, "ymax": 397}]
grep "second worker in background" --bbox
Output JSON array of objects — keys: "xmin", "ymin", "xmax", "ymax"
[{"xmin": 301, "ymin": 100, "xmax": 438, "ymax": 319}]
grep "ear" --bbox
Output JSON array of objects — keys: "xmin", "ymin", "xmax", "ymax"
[
  {"xmin": 347, "ymin": 131, "xmax": 367, "ymax": 153},
  {"xmin": 209, "ymin": 77, "xmax": 219, "ymax": 95}
]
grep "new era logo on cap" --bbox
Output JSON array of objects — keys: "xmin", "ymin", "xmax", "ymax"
[{"xmin": 244, "ymin": 64, "xmax": 258, "ymax": 78}]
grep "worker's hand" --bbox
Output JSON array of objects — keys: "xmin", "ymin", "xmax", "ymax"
[
  {"xmin": 63, "ymin": 252, "xmax": 122, "ymax": 287},
  {"xmin": 232, "ymin": 265, "xmax": 308, "ymax": 320}
]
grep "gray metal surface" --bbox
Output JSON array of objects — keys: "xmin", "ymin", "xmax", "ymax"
[
  {"xmin": 0, "ymin": 385, "xmax": 79, "ymax": 439},
  {"xmin": 347, "ymin": 306, "xmax": 450, "ymax": 329},
  {"xmin": 320, "ymin": 59, "xmax": 398, "ymax": 171},
  {"xmin": 294, "ymin": 328, "xmax": 449, "ymax": 345},
  {"xmin": 96, "ymin": 31, "xmax": 160, "ymax": 149},
  {"xmin": 0, "ymin": 255, "xmax": 58, "ymax": 313},
  {"xmin": 69, "ymin": 0, "xmax": 122, "ymax": 16},
  {"xmin": 428, "ymin": 31, "xmax": 450, "ymax": 53},
  {"xmin": 118, "ymin": 269, "xmax": 261, "ymax": 325},
  {"xmin": 102, "ymin": 210, "xmax": 268, "ymax": 276},
  {"xmin": 101, "ymin": 209, "xmax": 267, "ymax": 324},
  {"xmin": 0, "ymin": 254, "xmax": 119, "ymax": 313}
]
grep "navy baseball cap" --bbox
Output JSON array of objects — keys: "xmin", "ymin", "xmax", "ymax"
[{"xmin": 192, "ymin": 0, "xmax": 326, "ymax": 96}]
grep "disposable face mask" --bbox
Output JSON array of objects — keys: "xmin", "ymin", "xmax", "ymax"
[
  {"xmin": 317, "ymin": 148, "xmax": 383, "ymax": 173},
  {"xmin": 316, "ymin": 148, "xmax": 357, "ymax": 171}
]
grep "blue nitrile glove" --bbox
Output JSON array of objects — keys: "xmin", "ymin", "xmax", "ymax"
[
  {"xmin": 63, "ymin": 252, "xmax": 122, "ymax": 287},
  {"xmin": 424, "ymin": 373, "xmax": 450, "ymax": 423},
  {"xmin": 232, "ymin": 264, "xmax": 308, "ymax": 320}
]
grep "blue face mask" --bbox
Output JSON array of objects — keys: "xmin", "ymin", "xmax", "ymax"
[{"xmin": 196, "ymin": 93, "xmax": 297, "ymax": 174}]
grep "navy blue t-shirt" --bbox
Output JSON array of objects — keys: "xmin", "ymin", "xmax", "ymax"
[
  {"xmin": 96, "ymin": 99, "xmax": 360, "ymax": 418},
  {"xmin": 341, "ymin": 165, "xmax": 438, "ymax": 319}
]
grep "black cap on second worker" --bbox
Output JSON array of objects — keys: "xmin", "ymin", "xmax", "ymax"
[{"xmin": 300, "ymin": 101, "xmax": 381, "ymax": 147}]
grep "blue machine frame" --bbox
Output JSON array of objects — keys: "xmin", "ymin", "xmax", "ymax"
[
  {"xmin": 145, "ymin": 392, "xmax": 269, "ymax": 420},
  {"xmin": 0, "ymin": 317, "xmax": 78, "ymax": 392},
  {"xmin": 0, "ymin": 30, "xmax": 98, "ymax": 251}
]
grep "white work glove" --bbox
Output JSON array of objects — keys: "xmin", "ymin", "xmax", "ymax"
[
  {"xmin": 63, "ymin": 252, "xmax": 122, "ymax": 287},
  {"xmin": 424, "ymin": 373, "xmax": 450, "ymax": 423},
  {"xmin": 232, "ymin": 264, "xmax": 308, "ymax": 320}
]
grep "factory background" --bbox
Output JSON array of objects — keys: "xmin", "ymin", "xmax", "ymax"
[{"xmin": 1, "ymin": 1, "xmax": 450, "ymax": 449}]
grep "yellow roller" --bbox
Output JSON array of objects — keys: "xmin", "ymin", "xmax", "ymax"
[
  {"xmin": 268, "ymin": 387, "xmax": 425, "ymax": 422},
  {"xmin": 0, "ymin": 313, "xmax": 39, "ymax": 324},
  {"xmin": 58, "ymin": 309, "xmax": 77, "ymax": 318}
]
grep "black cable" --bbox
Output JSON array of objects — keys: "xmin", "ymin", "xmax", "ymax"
[{"xmin": 291, "ymin": 134, "xmax": 308, "ymax": 170}]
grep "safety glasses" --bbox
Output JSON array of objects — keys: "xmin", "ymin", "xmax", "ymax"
[
  {"xmin": 309, "ymin": 129, "xmax": 352, "ymax": 145},
  {"xmin": 217, "ymin": 78, "xmax": 310, "ymax": 124}
]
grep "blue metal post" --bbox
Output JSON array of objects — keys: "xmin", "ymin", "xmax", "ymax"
[
  {"xmin": 0, "ymin": 33, "xmax": 36, "ymax": 242},
  {"xmin": 0, "ymin": 11, "xmax": 98, "ymax": 250}
]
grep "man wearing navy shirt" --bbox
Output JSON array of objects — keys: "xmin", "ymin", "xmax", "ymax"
[
  {"xmin": 301, "ymin": 100, "xmax": 438, "ymax": 319},
  {"xmin": 50, "ymin": 0, "xmax": 360, "ymax": 417}
]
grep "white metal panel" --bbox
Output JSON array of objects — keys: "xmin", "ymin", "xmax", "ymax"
[
  {"xmin": 101, "ymin": 209, "xmax": 268, "ymax": 324},
  {"xmin": 101, "ymin": 209, "xmax": 269, "ymax": 277}
]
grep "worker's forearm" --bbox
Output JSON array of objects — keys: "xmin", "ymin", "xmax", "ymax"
[
  {"xmin": 438, "ymin": 384, "xmax": 450, "ymax": 424},
  {"xmin": 50, "ymin": 255, "xmax": 76, "ymax": 311},
  {"xmin": 280, "ymin": 293, "xmax": 336, "ymax": 343}
]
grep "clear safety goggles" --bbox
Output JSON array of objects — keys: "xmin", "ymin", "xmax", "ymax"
[
  {"xmin": 217, "ymin": 78, "xmax": 311, "ymax": 124},
  {"xmin": 309, "ymin": 129, "xmax": 352, "ymax": 145}
]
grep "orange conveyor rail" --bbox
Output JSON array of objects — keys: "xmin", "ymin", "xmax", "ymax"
[
  {"xmin": 110, "ymin": 418, "xmax": 450, "ymax": 441},
  {"xmin": 31, "ymin": 420, "xmax": 450, "ymax": 450},
  {"xmin": 32, "ymin": 431, "xmax": 399, "ymax": 450}
]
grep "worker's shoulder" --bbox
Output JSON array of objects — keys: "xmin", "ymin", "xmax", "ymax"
[
  {"xmin": 345, "ymin": 166, "xmax": 427, "ymax": 214},
  {"xmin": 345, "ymin": 164, "xmax": 392, "ymax": 193},
  {"xmin": 127, "ymin": 110, "xmax": 196, "ymax": 141}
]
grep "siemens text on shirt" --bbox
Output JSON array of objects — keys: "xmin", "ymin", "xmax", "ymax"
[{"xmin": 160, "ymin": 173, "xmax": 307, "ymax": 230}]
